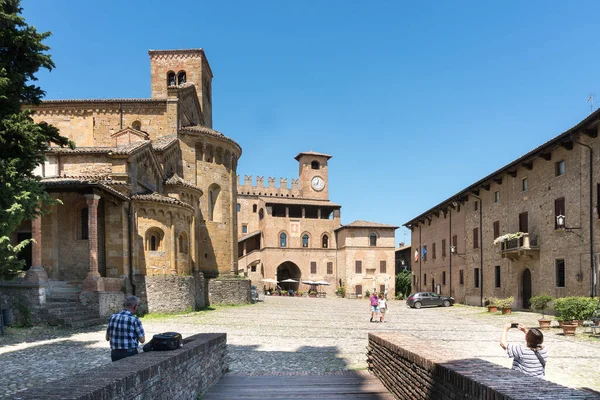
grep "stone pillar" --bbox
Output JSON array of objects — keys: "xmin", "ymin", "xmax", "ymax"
[
  {"xmin": 302, "ymin": 207, "xmax": 305, "ymax": 218},
  {"xmin": 170, "ymin": 220, "xmax": 177, "ymax": 274},
  {"xmin": 86, "ymin": 194, "xmax": 101, "ymax": 278},
  {"xmin": 191, "ymin": 215, "xmax": 196, "ymax": 271},
  {"xmin": 25, "ymin": 215, "xmax": 49, "ymax": 287},
  {"xmin": 82, "ymin": 194, "xmax": 103, "ymax": 292},
  {"xmin": 317, "ymin": 208, "xmax": 322, "ymax": 219},
  {"xmin": 285, "ymin": 207, "xmax": 289, "ymax": 217},
  {"xmin": 243, "ymin": 241, "xmax": 247, "ymax": 256}
]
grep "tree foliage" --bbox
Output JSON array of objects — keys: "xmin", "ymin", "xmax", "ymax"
[
  {"xmin": 395, "ymin": 270, "xmax": 411, "ymax": 299},
  {"xmin": 0, "ymin": 0, "xmax": 72, "ymax": 280}
]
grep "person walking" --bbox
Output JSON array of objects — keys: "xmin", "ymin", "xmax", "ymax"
[
  {"xmin": 369, "ymin": 291, "xmax": 380, "ymax": 322},
  {"xmin": 106, "ymin": 295, "xmax": 146, "ymax": 362},
  {"xmin": 378, "ymin": 293, "xmax": 387, "ymax": 323},
  {"xmin": 500, "ymin": 322, "xmax": 547, "ymax": 378}
]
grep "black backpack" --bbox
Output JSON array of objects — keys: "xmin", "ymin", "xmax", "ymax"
[{"xmin": 143, "ymin": 332, "xmax": 182, "ymax": 352}]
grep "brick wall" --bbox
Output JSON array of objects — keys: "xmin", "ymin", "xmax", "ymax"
[
  {"xmin": 13, "ymin": 333, "xmax": 227, "ymax": 400},
  {"xmin": 368, "ymin": 332, "xmax": 598, "ymax": 400},
  {"xmin": 208, "ymin": 277, "xmax": 251, "ymax": 304}
]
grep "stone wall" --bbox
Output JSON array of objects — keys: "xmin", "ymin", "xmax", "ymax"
[
  {"xmin": 80, "ymin": 290, "xmax": 125, "ymax": 316},
  {"xmin": 368, "ymin": 332, "xmax": 597, "ymax": 400},
  {"xmin": 13, "ymin": 333, "xmax": 227, "ymax": 400},
  {"xmin": 208, "ymin": 277, "xmax": 251, "ymax": 304},
  {"xmin": 140, "ymin": 272, "xmax": 206, "ymax": 313},
  {"xmin": 0, "ymin": 283, "xmax": 46, "ymax": 325}
]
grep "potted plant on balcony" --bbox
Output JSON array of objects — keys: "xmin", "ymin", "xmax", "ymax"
[
  {"xmin": 486, "ymin": 297, "xmax": 499, "ymax": 313},
  {"xmin": 497, "ymin": 296, "xmax": 514, "ymax": 314},
  {"xmin": 529, "ymin": 294, "xmax": 553, "ymax": 330},
  {"xmin": 493, "ymin": 232, "xmax": 524, "ymax": 246}
]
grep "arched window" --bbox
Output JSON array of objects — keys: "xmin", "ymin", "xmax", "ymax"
[
  {"xmin": 80, "ymin": 207, "xmax": 89, "ymax": 240},
  {"xmin": 237, "ymin": 203, "xmax": 241, "ymax": 212},
  {"xmin": 369, "ymin": 232, "xmax": 377, "ymax": 247},
  {"xmin": 279, "ymin": 232, "xmax": 287, "ymax": 248},
  {"xmin": 322, "ymin": 234, "xmax": 329, "ymax": 248},
  {"xmin": 252, "ymin": 204, "xmax": 257, "ymax": 213},
  {"xmin": 145, "ymin": 228, "xmax": 164, "ymax": 251},
  {"xmin": 311, "ymin": 160, "xmax": 320, "ymax": 170},
  {"xmin": 302, "ymin": 234, "xmax": 309, "ymax": 248},
  {"xmin": 259, "ymin": 208, "xmax": 264, "ymax": 220},
  {"xmin": 177, "ymin": 71, "xmax": 186, "ymax": 84},
  {"xmin": 132, "ymin": 120, "xmax": 141, "ymax": 130},
  {"xmin": 178, "ymin": 232, "xmax": 188, "ymax": 254},
  {"xmin": 167, "ymin": 71, "xmax": 176, "ymax": 87}
]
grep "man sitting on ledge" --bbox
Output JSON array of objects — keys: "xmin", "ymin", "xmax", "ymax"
[{"xmin": 106, "ymin": 295, "xmax": 146, "ymax": 362}]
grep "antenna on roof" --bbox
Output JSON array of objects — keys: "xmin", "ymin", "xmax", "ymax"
[{"xmin": 588, "ymin": 93, "xmax": 595, "ymax": 114}]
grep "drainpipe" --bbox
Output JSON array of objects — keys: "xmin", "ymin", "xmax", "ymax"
[
  {"xmin": 127, "ymin": 202, "xmax": 136, "ymax": 295},
  {"xmin": 419, "ymin": 225, "xmax": 422, "ymax": 292},
  {"xmin": 470, "ymin": 193, "xmax": 484, "ymax": 307},
  {"xmin": 449, "ymin": 208, "xmax": 452, "ymax": 298},
  {"xmin": 570, "ymin": 133, "xmax": 595, "ymax": 298}
]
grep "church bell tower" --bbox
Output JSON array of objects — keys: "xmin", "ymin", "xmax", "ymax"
[{"xmin": 295, "ymin": 151, "xmax": 332, "ymax": 200}]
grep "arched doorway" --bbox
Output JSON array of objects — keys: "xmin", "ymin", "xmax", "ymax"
[
  {"xmin": 276, "ymin": 261, "xmax": 301, "ymax": 292},
  {"xmin": 522, "ymin": 268, "xmax": 532, "ymax": 309},
  {"xmin": 431, "ymin": 278, "xmax": 435, "ymax": 293}
]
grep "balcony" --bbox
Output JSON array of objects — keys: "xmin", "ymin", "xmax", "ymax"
[{"xmin": 499, "ymin": 233, "xmax": 539, "ymax": 260}]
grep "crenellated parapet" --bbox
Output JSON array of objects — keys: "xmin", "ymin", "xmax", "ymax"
[{"xmin": 237, "ymin": 175, "xmax": 301, "ymax": 198}]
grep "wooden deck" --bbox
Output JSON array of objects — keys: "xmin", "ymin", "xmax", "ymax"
[{"xmin": 203, "ymin": 371, "xmax": 394, "ymax": 399}]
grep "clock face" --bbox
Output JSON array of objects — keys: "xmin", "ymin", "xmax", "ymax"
[{"xmin": 311, "ymin": 176, "xmax": 325, "ymax": 191}]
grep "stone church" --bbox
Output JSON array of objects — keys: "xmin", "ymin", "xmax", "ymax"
[
  {"xmin": 8, "ymin": 49, "xmax": 244, "ymax": 322},
  {"xmin": 237, "ymin": 153, "xmax": 398, "ymax": 297}
]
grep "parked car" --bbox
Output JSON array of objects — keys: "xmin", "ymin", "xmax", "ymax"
[
  {"xmin": 406, "ymin": 292, "xmax": 454, "ymax": 309},
  {"xmin": 250, "ymin": 285, "xmax": 259, "ymax": 303}
]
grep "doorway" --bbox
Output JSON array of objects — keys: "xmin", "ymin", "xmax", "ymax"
[
  {"xmin": 16, "ymin": 232, "xmax": 32, "ymax": 271},
  {"xmin": 522, "ymin": 268, "xmax": 532, "ymax": 309},
  {"xmin": 276, "ymin": 261, "xmax": 301, "ymax": 292}
]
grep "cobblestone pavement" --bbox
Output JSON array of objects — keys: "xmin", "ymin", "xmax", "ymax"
[{"xmin": 1, "ymin": 297, "xmax": 600, "ymax": 398}]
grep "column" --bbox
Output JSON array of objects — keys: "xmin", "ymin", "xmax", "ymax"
[
  {"xmin": 25, "ymin": 215, "xmax": 49, "ymax": 286},
  {"xmin": 85, "ymin": 194, "xmax": 101, "ymax": 277},
  {"xmin": 243, "ymin": 241, "xmax": 247, "ymax": 256},
  {"xmin": 170, "ymin": 220, "xmax": 177, "ymax": 274},
  {"xmin": 285, "ymin": 207, "xmax": 289, "ymax": 218},
  {"xmin": 190, "ymin": 214, "xmax": 196, "ymax": 272},
  {"xmin": 317, "ymin": 208, "xmax": 322, "ymax": 219},
  {"xmin": 302, "ymin": 207, "xmax": 305, "ymax": 218}
]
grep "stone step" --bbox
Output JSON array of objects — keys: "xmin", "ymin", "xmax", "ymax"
[
  {"xmin": 45, "ymin": 300, "xmax": 82, "ymax": 308},
  {"xmin": 66, "ymin": 317, "xmax": 107, "ymax": 329},
  {"xmin": 48, "ymin": 310, "xmax": 92, "ymax": 319}
]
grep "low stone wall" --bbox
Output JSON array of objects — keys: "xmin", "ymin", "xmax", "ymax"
[
  {"xmin": 133, "ymin": 272, "xmax": 206, "ymax": 314},
  {"xmin": 367, "ymin": 332, "xmax": 598, "ymax": 400},
  {"xmin": 0, "ymin": 283, "xmax": 46, "ymax": 325},
  {"xmin": 80, "ymin": 291, "xmax": 125, "ymax": 316},
  {"xmin": 13, "ymin": 332, "xmax": 227, "ymax": 400},
  {"xmin": 208, "ymin": 277, "xmax": 251, "ymax": 305}
]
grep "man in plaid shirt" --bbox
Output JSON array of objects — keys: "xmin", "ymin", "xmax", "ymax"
[{"xmin": 106, "ymin": 296, "xmax": 146, "ymax": 362}]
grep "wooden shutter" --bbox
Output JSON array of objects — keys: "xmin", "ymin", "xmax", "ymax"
[
  {"xmin": 473, "ymin": 227, "xmax": 479, "ymax": 249},
  {"xmin": 442, "ymin": 239, "xmax": 446, "ymax": 257},
  {"xmin": 380, "ymin": 260, "xmax": 386, "ymax": 274},
  {"xmin": 519, "ymin": 212, "xmax": 528, "ymax": 233},
  {"xmin": 310, "ymin": 261, "xmax": 317, "ymax": 274},
  {"xmin": 432, "ymin": 242, "xmax": 436, "ymax": 259},
  {"xmin": 327, "ymin": 262, "xmax": 333, "ymax": 275},
  {"xmin": 493, "ymin": 221, "xmax": 500, "ymax": 239},
  {"xmin": 452, "ymin": 235, "xmax": 458, "ymax": 252},
  {"xmin": 355, "ymin": 260, "xmax": 362, "ymax": 274}
]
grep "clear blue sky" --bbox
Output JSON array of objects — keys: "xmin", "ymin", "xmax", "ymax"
[{"xmin": 23, "ymin": 1, "xmax": 600, "ymax": 246}]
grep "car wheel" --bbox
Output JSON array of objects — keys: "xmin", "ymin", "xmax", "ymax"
[
  {"xmin": 414, "ymin": 301, "xmax": 422, "ymax": 309},
  {"xmin": 443, "ymin": 300, "xmax": 450, "ymax": 307}
]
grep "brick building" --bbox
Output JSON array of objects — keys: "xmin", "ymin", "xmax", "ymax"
[
  {"xmin": 404, "ymin": 110, "xmax": 600, "ymax": 308},
  {"xmin": 237, "ymin": 152, "xmax": 397, "ymax": 297},
  {"xmin": 9, "ymin": 49, "xmax": 243, "ymax": 319}
]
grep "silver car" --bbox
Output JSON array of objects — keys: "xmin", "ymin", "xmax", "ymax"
[{"xmin": 406, "ymin": 292, "xmax": 454, "ymax": 309}]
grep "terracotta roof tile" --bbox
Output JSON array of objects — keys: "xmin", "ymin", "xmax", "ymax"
[
  {"xmin": 152, "ymin": 136, "xmax": 178, "ymax": 152},
  {"xmin": 47, "ymin": 141, "xmax": 149, "ymax": 156},
  {"xmin": 294, "ymin": 151, "xmax": 333, "ymax": 161},
  {"xmin": 238, "ymin": 230, "xmax": 261, "ymax": 243},
  {"xmin": 164, "ymin": 174, "xmax": 203, "ymax": 193},
  {"xmin": 336, "ymin": 220, "xmax": 399, "ymax": 230},
  {"xmin": 41, "ymin": 176, "xmax": 128, "ymax": 200},
  {"xmin": 131, "ymin": 192, "xmax": 194, "ymax": 210},
  {"xmin": 179, "ymin": 125, "xmax": 241, "ymax": 152}
]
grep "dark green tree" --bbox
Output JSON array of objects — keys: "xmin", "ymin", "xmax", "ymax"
[
  {"xmin": 395, "ymin": 270, "xmax": 411, "ymax": 299},
  {"xmin": 0, "ymin": 0, "xmax": 72, "ymax": 280}
]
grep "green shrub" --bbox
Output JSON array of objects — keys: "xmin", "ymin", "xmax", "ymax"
[
  {"xmin": 496, "ymin": 296, "xmax": 514, "ymax": 309},
  {"xmin": 335, "ymin": 286, "xmax": 346, "ymax": 298},
  {"xmin": 395, "ymin": 270, "xmax": 411, "ymax": 298},
  {"xmin": 554, "ymin": 296, "xmax": 595, "ymax": 321},
  {"xmin": 529, "ymin": 294, "xmax": 553, "ymax": 319},
  {"xmin": 486, "ymin": 297, "xmax": 499, "ymax": 307},
  {"xmin": 365, "ymin": 290, "xmax": 371, "ymax": 298}
]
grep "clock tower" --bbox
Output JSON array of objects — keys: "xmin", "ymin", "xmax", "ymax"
[{"xmin": 295, "ymin": 151, "xmax": 332, "ymax": 200}]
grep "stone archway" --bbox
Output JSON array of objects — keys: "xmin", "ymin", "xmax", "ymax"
[
  {"xmin": 276, "ymin": 261, "xmax": 301, "ymax": 291},
  {"xmin": 522, "ymin": 268, "xmax": 532, "ymax": 309}
]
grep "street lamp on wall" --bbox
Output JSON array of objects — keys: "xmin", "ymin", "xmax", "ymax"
[
  {"xmin": 556, "ymin": 215, "xmax": 581, "ymax": 234},
  {"xmin": 450, "ymin": 245, "xmax": 465, "ymax": 258}
]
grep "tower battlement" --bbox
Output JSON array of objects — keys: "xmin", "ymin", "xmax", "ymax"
[{"xmin": 237, "ymin": 175, "xmax": 301, "ymax": 197}]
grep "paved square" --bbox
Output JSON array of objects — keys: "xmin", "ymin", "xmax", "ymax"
[{"xmin": 1, "ymin": 297, "xmax": 599, "ymax": 398}]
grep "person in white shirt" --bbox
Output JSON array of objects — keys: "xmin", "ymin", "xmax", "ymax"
[{"xmin": 378, "ymin": 293, "xmax": 388, "ymax": 323}]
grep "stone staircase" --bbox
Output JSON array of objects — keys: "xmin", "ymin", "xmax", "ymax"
[{"xmin": 44, "ymin": 280, "xmax": 107, "ymax": 328}]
